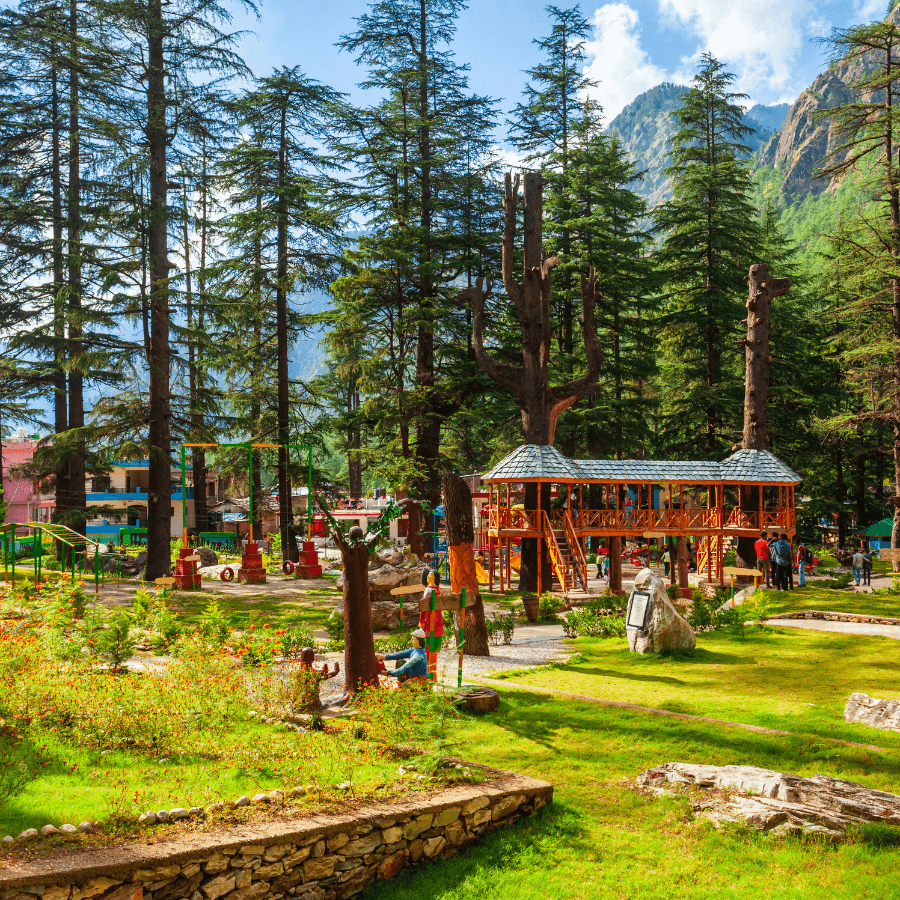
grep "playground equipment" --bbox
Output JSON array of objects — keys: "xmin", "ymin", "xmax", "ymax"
[{"xmin": 1, "ymin": 521, "xmax": 108, "ymax": 593}]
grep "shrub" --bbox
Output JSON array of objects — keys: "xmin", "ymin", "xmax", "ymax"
[
  {"xmin": 0, "ymin": 723, "xmax": 50, "ymax": 811},
  {"xmin": 562, "ymin": 608, "xmax": 625, "ymax": 638},
  {"xmin": 355, "ymin": 681, "xmax": 457, "ymax": 752},
  {"xmin": 374, "ymin": 632, "xmax": 411, "ymax": 655},
  {"xmin": 325, "ymin": 610, "xmax": 344, "ymax": 643},
  {"xmin": 96, "ymin": 612, "xmax": 136, "ymax": 672},
  {"xmin": 197, "ymin": 599, "xmax": 231, "ymax": 645},
  {"xmin": 688, "ymin": 593, "xmax": 745, "ymax": 634},
  {"xmin": 486, "ymin": 613, "xmax": 515, "ymax": 646},
  {"xmin": 538, "ymin": 595, "xmax": 560, "ymax": 623},
  {"xmin": 278, "ymin": 624, "xmax": 316, "ymax": 658}
]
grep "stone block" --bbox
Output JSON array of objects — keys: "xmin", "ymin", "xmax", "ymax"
[
  {"xmin": 444, "ymin": 820, "xmax": 466, "ymax": 846},
  {"xmin": 302, "ymin": 857, "xmax": 336, "ymax": 881},
  {"xmin": 408, "ymin": 839, "xmax": 424, "ymax": 863},
  {"xmin": 281, "ymin": 847, "xmax": 312, "ymax": 868},
  {"xmin": 204, "ymin": 856, "xmax": 231, "ymax": 874},
  {"xmin": 432, "ymin": 807, "xmax": 461, "ymax": 827},
  {"xmin": 844, "ymin": 692, "xmax": 900, "ymax": 732},
  {"xmin": 402, "ymin": 813, "xmax": 433, "ymax": 840},
  {"xmin": 42, "ymin": 888, "xmax": 70, "ymax": 900},
  {"xmin": 342, "ymin": 833, "xmax": 381, "ymax": 857},
  {"xmin": 81, "ymin": 879, "xmax": 122, "ymax": 899},
  {"xmin": 471, "ymin": 809, "xmax": 491, "ymax": 827},
  {"xmin": 201, "ymin": 874, "xmax": 236, "ymax": 900},
  {"xmin": 626, "ymin": 569, "xmax": 696, "ymax": 654},
  {"xmin": 254, "ymin": 863, "xmax": 283, "ymax": 880},
  {"xmin": 311, "ymin": 840, "xmax": 326, "ymax": 859},
  {"xmin": 380, "ymin": 826, "xmax": 402, "ymax": 844},
  {"xmin": 325, "ymin": 833, "xmax": 348, "ymax": 852},
  {"xmin": 460, "ymin": 797, "xmax": 489, "ymax": 815},
  {"xmin": 378, "ymin": 850, "xmax": 406, "ymax": 881},
  {"xmin": 491, "ymin": 794, "xmax": 525, "ymax": 820},
  {"xmin": 423, "ymin": 836, "xmax": 446, "ymax": 859},
  {"xmin": 182, "ymin": 864, "xmax": 201, "ymax": 880},
  {"xmin": 263, "ymin": 844, "xmax": 292, "ymax": 862}
]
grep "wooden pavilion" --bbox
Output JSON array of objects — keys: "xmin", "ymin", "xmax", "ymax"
[{"xmin": 481, "ymin": 444, "xmax": 801, "ymax": 593}]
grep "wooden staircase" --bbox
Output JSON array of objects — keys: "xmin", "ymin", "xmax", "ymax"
[
  {"xmin": 543, "ymin": 511, "xmax": 589, "ymax": 595},
  {"xmin": 698, "ymin": 535, "xmax": 734, "ymax": 581}
]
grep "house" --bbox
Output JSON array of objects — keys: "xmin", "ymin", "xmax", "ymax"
[{"xmin": 0, "ymin": 429, "xmax": 40, "ymax": 525}]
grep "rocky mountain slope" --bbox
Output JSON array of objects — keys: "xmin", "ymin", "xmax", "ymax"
[
  {"xmin": 756, "ymin": 6, "xmax": 900, "ymax": 203},
  {"xmin": 608, "ymin": 84, "xmax": 788, "ymax": 209}
]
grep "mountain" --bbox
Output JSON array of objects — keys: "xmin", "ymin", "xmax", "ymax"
[
  {"xmin": 756, "ymin": 5, "xmax": 900, "ymax": 204},
  {"xmin": 608, "ymin": 85, "xmax": 791, "ymax": 209}
]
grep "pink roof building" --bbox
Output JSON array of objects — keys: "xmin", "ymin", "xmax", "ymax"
[{"xmin": 1, "ymin": 431, "xmax": 39, "ymax": 525}]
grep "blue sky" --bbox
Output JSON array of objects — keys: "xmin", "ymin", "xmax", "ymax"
[{"xmin": 228, "ymin": 0, "xmax": 888, "ymax": 127}]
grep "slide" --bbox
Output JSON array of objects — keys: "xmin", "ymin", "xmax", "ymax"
[
  {"xmin": 509, "ymin": 551, "xmax": 521, "ymax": 573},
  {"xmin": 474, "ymin": 560, "xmax": 490, "ymax": 584}
]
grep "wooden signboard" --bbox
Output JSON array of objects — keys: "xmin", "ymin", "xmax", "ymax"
[
  {"xmin": 878, "ymin": 548, "xmax": 900, "ymax": 561},
  {"xmin": 418, "ymin": 591, "xmax": 477, "ymax": 613},
  {"xmin": 155, "ymin": 577, "xmax": 176, "ymax": 587},
  {"xmin": 642, "ymin": 531, "xmax": 667, "ymax": 539},
  {"xmin": 184, "ymin": 554, "xmax": 202, "ymax": 563},
  {"xmin": 722, "ymin": 566, "xmax": 762, "ymax": 578}
]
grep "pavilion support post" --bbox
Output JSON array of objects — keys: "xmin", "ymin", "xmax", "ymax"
[
  {"xmin": 677, "ymin": 535, "xmax": 690, "ymax": 597},
  {"xmin": 609, "ymin": 535, "xmax": 622, "ymax": 594}
]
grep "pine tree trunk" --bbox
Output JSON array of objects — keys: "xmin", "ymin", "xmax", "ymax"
[
  {"xmin": 145, "ymin": 0, "xmax": 173, "ymax": 580},
  {"xmin": 339, "ymin": 541, "xmax": 379, "ymax": 693},
  {"xmin": 442, "ymin": 472, "xmax": 489, "ymax": 656},
  {"xmin": 275, "ymin": 103, "xmax": 298, "ymax": 562},
  {"xmin": 192, "ymin": 448, "xmax": 207, "ymax": 535},
  {"xmin": 677, "ymin": 535, "xmax": 689, "ymax": 594},
  {"xmin": 67, "ymin": 0, "xmax": 85, "ymax": 549},
  {"xmin": 737, "ymin": 264, "xmax": 790, "ymax": 571},
  {"xmin": 609, "ymin": 535, "xmax": 622, "ymax": 593}
]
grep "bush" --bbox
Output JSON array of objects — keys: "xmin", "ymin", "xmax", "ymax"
[
  {"xmin": 688, "ymin": 593, "xmax": 745, "ymax": 634},
  {"xmin": 0, "ymin": 723, "xmax": 49, "ymax": 811},
  {"xmin": 95, "ymin": 612, "xmax": 136, "ymax": 672},
  {"xmin": 374, "ymin": 632, "xmax": 411, "ymax": 655},
  {"xmin": 278, "ymin": 624, "xmax": 316, "ymax": 658},
  {"xmin": 325, "ymin": 610, "xmax": 344, "ymax": 643},
  {"xmin": 538, "ymin": 595, "xmax": 560, "ymax": 623},
  {"xmin": 198, "ymin": 599, "xmax": 231, "ymax": 645},
  {"xmin": 486, "ymin": 613, "xmax": 515, "ymax": 645},
  {"xmin": 562, "ymin": 608, "xmax": 625, "ymax": 638},
  {"xmin": 355, "ymin": 681, "xmax": 457, "ymax": 752}
]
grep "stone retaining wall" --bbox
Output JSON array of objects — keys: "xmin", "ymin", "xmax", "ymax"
[
  {"xmin": 768, "ymin": 610, "xmax": 900, "ymax": 626},
  {"xmin": 0, "ymin": 773, "xmax": 550, "ymax": 900}
]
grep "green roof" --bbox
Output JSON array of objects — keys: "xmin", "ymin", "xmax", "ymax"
[{"xmin": 859, "ymin": 517, "xmax": 893, "ymax": 537}]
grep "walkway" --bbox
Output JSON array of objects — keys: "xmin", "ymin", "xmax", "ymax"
[{"xmin": 768, "ymin": 618, "xmax": 900, "ymax": 640}]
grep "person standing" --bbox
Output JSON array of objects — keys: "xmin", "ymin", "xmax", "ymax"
[
  {"xmin": 662, "ymin": 544, "xmax": 671, "ymax": 578},
  {"xmin": 862, "ymin": 547, "xmax": 873, "ymax": 587},
  {"xmin": 795, "ymin": 539, "xmax": 807, "ymax": 588},
  {"xmin": 851, "ymin": 548, "xmax": 866, "ymax": 586},
  {"xmin": 772, "ymin": 533, "xmax": 794, "ymax": 591},
  {"xmin": 754, "ymin": 532, "xmax": 771, "ymax": 588}
]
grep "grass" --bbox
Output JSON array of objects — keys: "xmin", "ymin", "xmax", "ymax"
[
  {"xmin": 167, "ymin": 589, "xmax": 336, "ymax": 633},
  {"xmin": 362, "ymin": 689, "xmax": 900, "ymax": 900},
  {"xmin": 470, "ymin": 628, "xmax": 900, "ymax": 751},
  {"xmin": 766, "ymin": 585, "xmax": 900, "ymax": 619}
]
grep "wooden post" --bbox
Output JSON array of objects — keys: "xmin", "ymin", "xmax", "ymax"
[
  {"xmin": 677, "ymin": 535, "xmax": 690, "ymax": 596},
  {"xmin": 609, "ymin": 535, "xmax": 622, "ymax": 594}
]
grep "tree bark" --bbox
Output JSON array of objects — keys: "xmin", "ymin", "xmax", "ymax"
[
  {"xmin": 736, "ymin": 263, "xmax": 790, "ymax": 572},
  {"xmin": 677, "ymin": 535, "xmax": 690, "ymax": 595},
  {"xmin": 609, "ymin": 535, "xmax": 622, "ymax": 594},
  {"xmin": 67, "ymin": 0, "xmax": 85, "ymax": 547},
  {"xmin": 462, "ymin": 171, "xmax": 602, "ymax": 594},
  {"xmin": 442, "ymin": 472, "xmax": 489, "ymax": 655},
  {"xmin": 144, "ymin": 0, "xmax": 173, "ymax": 580},
  {"xmin": 335, "ymin": 536, "xmax": 379, "ymax": 693}
]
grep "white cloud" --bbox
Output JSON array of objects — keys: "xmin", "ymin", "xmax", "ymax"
[
  {"xmin": 582, "ymin": 3, "xmax": 669, "ymax": 120},
  {"xmin": 658, "ymin": 0, "xmax": 816, "ymax": 104},
  {"xmin": 854, "ymin": 0, "xmax": 887, "ymax": 23}
]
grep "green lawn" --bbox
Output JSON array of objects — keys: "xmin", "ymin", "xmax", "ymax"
[
  {"xmin": 363, "ymin": 689, "xmax": 900, "ymax": 900},
  {"xmin": 477, "ymin": 629, "xmax": 900, "ymax": 750},
  {"xmin": 767, "ymin": 585, "xmax": 900, "ymax": 619}
]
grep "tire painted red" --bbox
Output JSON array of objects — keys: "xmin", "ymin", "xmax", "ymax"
[
  {"xmin": 282, "ymin": 560, "xmax": 294, "ymax": 575},
  {"xmin": 220, "ymin": 567, "xmax": 235, "ymax": 582}
]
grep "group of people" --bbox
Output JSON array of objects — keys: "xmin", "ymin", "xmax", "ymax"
[
  {"xmin": 851, "ymin": 547, "xmax": 875, "ymax": 587},
  {"xmin": 755, "ymin": 532, "xmax": 814, "ymax": 591}
]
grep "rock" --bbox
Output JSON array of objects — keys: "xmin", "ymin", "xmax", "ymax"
[
  {"xmin": 626, "ymin": 569, "xmax": 696, "ymax": 654},
  {"xmin": 17, "ymin": 829, "xmax": 38, "ymax": 842},
  {"xmin": 1, "ymin": 836, "xmax": 12, "ymax": 843},
  {"xmin": 636, "ymin": 762, "xmax": 900, "ymax": 839},
  {"xmin": 844, "ymin": 692, "xmax": 900, "ymax": 733},
  {"xmin": 136, "ymin": 551, "xmax": 148, "ymax": 568},
  {"xmin": 205, "ymin": 804, "xmax": 224, "ymax": 815},
  {"xmin": 234, "ymin": 796, "xmax": 250, "ymax": 807},
  {"xmin": 156, "ymin": 810, "xmax": 170, "ymax": 821},
  {"xmin": 59, "ymin": 824, "xmax": 77, "ymax": 835},
  {"xmin": 251, "ymin": 793, "xmax": 270, "ymax": 804},
  {"xmin": 77, "ymin": 822, "xmax": 94, "ymax": 833},
  {"xmin": 169, "ymin": 807, "xmax": 189, "ymax": 819},
  {"xmin": 370, "ymin": 601, "xmax": 403, "ymax": 631},
  {"xmin": 368, "ymin": 565, "xmax": 408, "ymax": 591},
  {"xmin": 196, "ymin": 546, "xmax": 219, "ymax": 567},
  {"xmin": 287, "ymin": 786, "xmax": 306, "ymax": 798},
  {"xmin": 189, "ymin": 806, "xmax": 204, "ymax": 817},
  {"xmin": 268, "ymin": 790, "xmax": 283, "ymax": 803},
  {"xmin": 375, "ymin": 547, "xmax": 403, "ymax": 567},
  {"xmin": 40, "ymin": 824, "xmax": 59, "ymax": 836}
]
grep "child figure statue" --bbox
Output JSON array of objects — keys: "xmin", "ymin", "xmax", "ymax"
[
  {"xmin": 294, "ymin": 647, "xmax": 340, "ymax": 713},
  {"xmin": 377, "ymin": 628, "xmax": 429, "ymax": 684}
]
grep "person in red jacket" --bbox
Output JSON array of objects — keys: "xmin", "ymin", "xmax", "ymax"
[{"xmin": 754, "ymin": 532, "xmax": 772, "ymax": 588}]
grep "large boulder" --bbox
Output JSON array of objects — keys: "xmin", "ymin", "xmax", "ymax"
[
  {"xmin": 370, "ymin": 601, "xmax": 404, "ymax": 632},
  {"xmin": 367, "ymin": 565, "xmax": 409, "ymax": 591},
  {"xmin": 196, "ymin": 546, "xmax": 219, "ymax": 568},
  {"xmin": 626, "ymin": 568, "xmax": 696, "ymax": 654},
  {"xmin": 844, "ymin": 692, "xmax": 900, "ymax": 733}
]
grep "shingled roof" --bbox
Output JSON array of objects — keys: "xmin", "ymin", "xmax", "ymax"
[
  {"xmin": 483, "ymin": 445, "xmax": 802, "ymax": 484},
  {"xmin": 482, "ymin": 444, "xmax": 586, "ymax": 482}
]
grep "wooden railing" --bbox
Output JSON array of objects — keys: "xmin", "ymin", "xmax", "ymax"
[
  {"xmin": 488, "ymin": 506, "xmax": 796, "ymax": 537},
  {"xmin": 564, "ymin": 511, "xmax": 588, "ymax": 592},
  {"xmin": 543, "ymin": 511, "xmax": 568, "ymax": 592}
]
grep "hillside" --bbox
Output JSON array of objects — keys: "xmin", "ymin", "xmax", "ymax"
[{"xmin": 608, "ymin": 84, "xmax": 788, "ymax": 209}]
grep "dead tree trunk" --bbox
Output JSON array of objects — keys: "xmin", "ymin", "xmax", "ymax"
[
  {"xmin": 461, "ymin": 172, "xmax": 602, "ymax": 593},
  {"xmin": 736, "ymin": 263, "xmax": 791, "ymax": 572},
  {"xmin": 442, "ymin": 473, "xmax": 489, "ymax": 656}
]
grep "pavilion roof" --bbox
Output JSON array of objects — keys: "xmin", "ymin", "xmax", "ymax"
[{"xmin": 483, "ymin": 445, "xmax": 802, "ymax": 485}]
